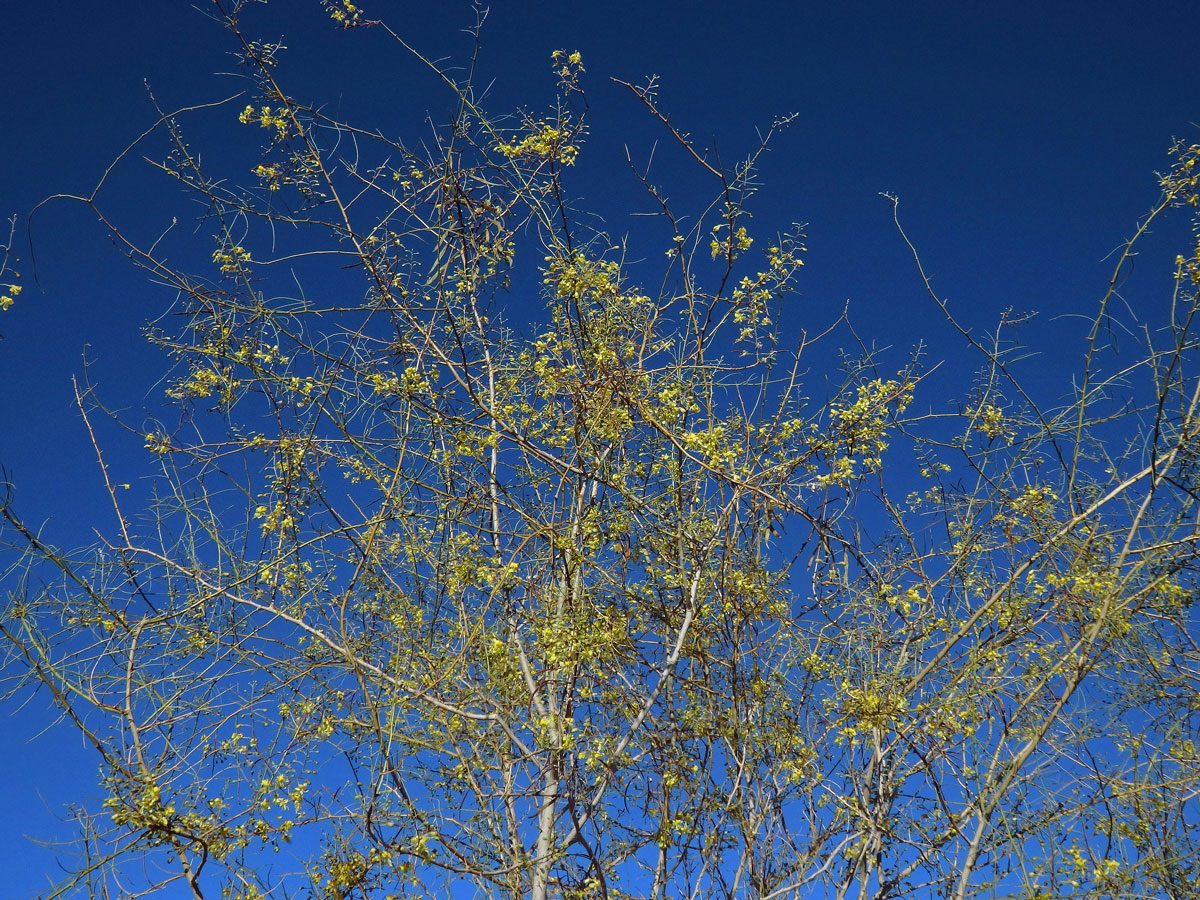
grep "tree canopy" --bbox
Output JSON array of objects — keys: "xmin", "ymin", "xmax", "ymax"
[{"xmin": 2, "ymin": 5, "xmax": 1198, "ymax": 900}]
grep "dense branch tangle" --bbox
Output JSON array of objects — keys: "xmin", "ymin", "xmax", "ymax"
[{"xmin": 2, "ymin": 6, "xmax": 1199, "ymax": 900}]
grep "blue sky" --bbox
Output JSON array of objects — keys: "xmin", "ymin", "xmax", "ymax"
[{"xmin": 2, "ymin": 1, "xmax": 1198, "ymax": 896}]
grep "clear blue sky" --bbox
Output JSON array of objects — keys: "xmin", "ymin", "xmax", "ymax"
[{"xmin": 1, "ymin": 1, "xmax": 1197, "ymax": 896}]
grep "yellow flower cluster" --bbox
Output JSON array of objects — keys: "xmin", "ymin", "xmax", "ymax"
[
  {"xmin": 817, "ymin": 377, "xmax": 912, "ymax": 486},
  {"xmin": 369, "ymin": 366, "xmax": 430, "ymax": 397},
  {"xmin": 103, "ymin": 781, "xmax": 175, "ymax": 832},
  {"xmin": 837, "ymin": 680, "xmax": 909, "ymax": 740},
  {"xmin": 213, "ymin": 244, "xmax": 251, "ymax": 275},
  {"xmin": 730, "ymin": 240, "xmax": 806, "ymax": 346},
  {"xmin": 326, "ymin": 0, "xmax": 363, "ymax": 27},
  {"xmin": 252, "ymin": 163, "xmax": 282, "ymax": 191},
  {"xmin": 710, "ymin": 223, "xmax": 753, "ymax": 261},
  {"xmin": 391, "ymin": 165, "xmax": 426, "ymax": 189},
  {"xmin": 0, "ymin": 281, "xmax": 20, "ymax": 311},
  {"xmin": 238, "ymin": 104, "xmax": 291, "ymax": 139},
  {"xmin": 1162, "ymin": 143, "xmax": 1200, "ymax": 283},
  {"xmin": 497, "ymin": 123, "xmax": 578, "ymax": 166},
  {"xmin": 255, "ymin": 500, "xmax": 296, "ymax": 537},
  {"xmin": 973, "ymin": 402, "xmax": 1013, "ymax": 440},
  {"xmin": 544, "ymin": 253, "xmax": 621, "ymax": 301},
  {"xmin": 144, "ymin": 432, "xmax": 172, "ymax": 454},
  {"xmin": 1008, "ymin": 484, "xmax": 1058, "ymax": 519},
  {"xmin": 550, "ymin": 49, "xmax": 585, "ymax": 84},
  {"xmin": 167, "ymin": 366, "xmax": 239, "ymax": 405},
  {"xmin": 1161, "ymin": 141, "xmax": 1200, "ymax": 207}
]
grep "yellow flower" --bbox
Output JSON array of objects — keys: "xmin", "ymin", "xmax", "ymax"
[{"xmin": 0, "ymin": 283, "xmax": 20, "ymax": 311}]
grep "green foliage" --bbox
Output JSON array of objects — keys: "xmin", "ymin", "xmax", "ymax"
[{"xmin": 2, "ymin": 7, "xmax": 1199, "ymax": 900}]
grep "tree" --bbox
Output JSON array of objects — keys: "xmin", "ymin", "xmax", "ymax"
[{"xmin": 3, "ymin": 5, "xmax": 1199, "ymax": 900}]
